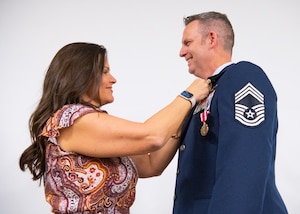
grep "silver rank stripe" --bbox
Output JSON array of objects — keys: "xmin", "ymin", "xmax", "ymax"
[{"xmin": 235, "ymin": 82, "xmax": 265, "ymax": 127}]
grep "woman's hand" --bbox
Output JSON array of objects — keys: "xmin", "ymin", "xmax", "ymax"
[{"xmin": 186, "ymin": 78, "xmax": 212, "ymax": 103}]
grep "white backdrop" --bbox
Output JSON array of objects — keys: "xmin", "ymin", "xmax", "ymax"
[{"xmin": 1, "ymin": 0, "xmax": 299, "ymax": 213}]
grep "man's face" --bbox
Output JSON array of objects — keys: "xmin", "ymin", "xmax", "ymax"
[{"xmin": 179, "ymin": 21, "xmax": 209, "ymax": 78}]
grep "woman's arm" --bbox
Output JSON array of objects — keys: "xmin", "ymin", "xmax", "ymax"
[
  {"xmin": 130, "ymin": 135, "xmax": 180, "ymax": 178},
  {"xmin": 58, "ymin": 78, "xmax": 210, "ymax": 158}
]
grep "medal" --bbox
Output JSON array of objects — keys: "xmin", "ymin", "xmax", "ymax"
[
  {"xmin": 197, "ymin": 90, "xmax": 215, "ymax": 137},
  {"xmin": 200, "ymin": 110, "xmax": 209, "ymax": 136},
  {"xmin": 197, "ymin": 71, "xmax": 225, "ymax": 137},
  {"xmin": 200, "ymin": 122, "xmax": 209, "ymax": 136}
]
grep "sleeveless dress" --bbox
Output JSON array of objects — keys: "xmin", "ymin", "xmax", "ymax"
[{"xmin": 40, "ymin": 104, "xmax": 138, "ymax": 214}]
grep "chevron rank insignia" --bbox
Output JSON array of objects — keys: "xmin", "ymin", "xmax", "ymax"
[{"xmin": 235, "ymin": 82, "xmax": 265, "ymax": 126}]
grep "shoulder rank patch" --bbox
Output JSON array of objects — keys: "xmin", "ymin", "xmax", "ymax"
[{"xmin": 235, "ymin": 82, "xmax": 265, "ymax": 126}]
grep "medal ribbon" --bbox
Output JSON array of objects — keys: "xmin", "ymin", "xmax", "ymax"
[
  {"xmin": 199, "ymin": 91, "xmax": 215, "ymax": 136},
  {"xmin": 199, "ymin": 91, "xmax": 214, "ymax": 122},
  {"xmin": 200, "ymin": 110, "xmax": 209, "ymax": 123}
]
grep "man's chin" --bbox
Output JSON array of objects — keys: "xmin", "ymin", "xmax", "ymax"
[
  {"xmin": 188, "ymin": 69, "xmax": 195, "ymax": 75},
  {"xmin": 189, "ymin": 70, "xmax": 204, "ymax": 78}
]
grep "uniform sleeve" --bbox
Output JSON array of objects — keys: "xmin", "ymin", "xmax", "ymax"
[{"xmin": 208, "ymin": 62, "xmax": 278, "ymax": 213}]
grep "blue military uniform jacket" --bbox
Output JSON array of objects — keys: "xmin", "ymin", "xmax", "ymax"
[{"xmin": 173, "ymin": 61, "xmax": 288, "ymax": 214}]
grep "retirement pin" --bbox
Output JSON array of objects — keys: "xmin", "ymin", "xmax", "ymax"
[{"xmin": 200, "ymin": 110, "xmax": 209, "ymax": 136}]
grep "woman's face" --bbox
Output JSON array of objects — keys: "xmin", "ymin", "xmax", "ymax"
[{"xmin": 99, "ymin": 58, "xmax": 117, "ymax": 106}]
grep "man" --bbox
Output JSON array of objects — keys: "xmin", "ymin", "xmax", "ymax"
[{"xmin": 173, "ymin": 11, "xmax": 288, "ymax": 213}]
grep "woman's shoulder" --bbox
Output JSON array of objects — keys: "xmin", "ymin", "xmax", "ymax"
[
  {"xmin": 56, "ymin": 104, "xmax": 99, "ymax": 127},
  {"xmin": 41, "ymin": 104, "xmax": 105, "ymax": 138}
]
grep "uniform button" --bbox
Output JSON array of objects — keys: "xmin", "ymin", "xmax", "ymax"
[
  {"xmin": 173, "ymin": 194, "xmax": 176, "ymax": 201},
  {"xmin": 179, "ymin": 144, "xmax": 186, "ymax": 151},
  {"xmin": 176, "ymin": 169, "xmax": 180, "ymax": 175}
]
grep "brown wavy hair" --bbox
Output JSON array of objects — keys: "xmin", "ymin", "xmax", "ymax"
[{"xmin": 19, "ymin": 42, "xmax": 107, "ymax": 182}]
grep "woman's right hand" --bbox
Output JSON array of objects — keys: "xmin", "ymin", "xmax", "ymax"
[{"xmin": 186, "ymin": 78, "xmax": 212, "ymax": 103}]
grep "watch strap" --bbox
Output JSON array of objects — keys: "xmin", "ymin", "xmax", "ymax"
[{"xmin": 179, "ymin": 90, "xmax": 196, "ymax": 108}]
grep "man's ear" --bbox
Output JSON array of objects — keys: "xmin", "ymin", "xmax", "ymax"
[{"xmin": 207, "ymin": 31, "xmax": 218, "ymax": 48}]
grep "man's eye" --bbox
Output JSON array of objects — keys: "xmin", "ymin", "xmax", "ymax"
[{"xmin": 185, "ymin": 41, "xmax": 191, "ymax": 46}]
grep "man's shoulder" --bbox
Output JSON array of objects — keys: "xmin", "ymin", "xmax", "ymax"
[
  {"xmin": 231, "ymin": 61, "xmax": 262, "ymax": 70},
  {"xmin": 224, "ymin": 61, "xmax": 266, "ymax": 79}
]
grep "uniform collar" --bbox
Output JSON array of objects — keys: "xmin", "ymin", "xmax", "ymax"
[
  {"xmin": 213, "ymin": 61, "xmax": 233, "ymax": 76},
  {"xmin": 209, "ymin": 62, "xmax": 234, "ymax": 88}
]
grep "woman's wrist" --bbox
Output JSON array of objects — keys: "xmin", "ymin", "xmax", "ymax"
[{"xmin": 178, "ymin": 90, "xmax": 196, "ymax": 108}]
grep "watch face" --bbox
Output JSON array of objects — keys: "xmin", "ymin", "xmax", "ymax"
[{"xmin": 181, "ymin": 91, "xmax": 193, "ymax": 98}]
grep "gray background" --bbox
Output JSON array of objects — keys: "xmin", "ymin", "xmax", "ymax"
[{"xmin": 1, "ymin": 0, "xmax": 299, "ymax": 213}]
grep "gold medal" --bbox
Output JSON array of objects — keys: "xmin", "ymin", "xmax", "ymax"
[{"xmin": 200, "ymin": 122, "xmax": 209, "ymax": 136}]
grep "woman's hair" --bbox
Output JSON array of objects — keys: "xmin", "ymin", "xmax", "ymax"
[
  {"xmin": 19, "ymin": 42, "xmax": 107, "ymax": 182},
  {"xmin": 184, "ymin": 11, "xmax": 234, "ymax": 52}
]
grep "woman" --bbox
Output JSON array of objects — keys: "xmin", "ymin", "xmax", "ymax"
[{"xmin": 19, "ymin": 42, "xmax": 211, "ymax": 213}]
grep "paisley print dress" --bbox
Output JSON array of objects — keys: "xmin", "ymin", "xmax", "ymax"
[{"xmin": 40, "ymin": 104, "xmax": 138, "ymax": 214}]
